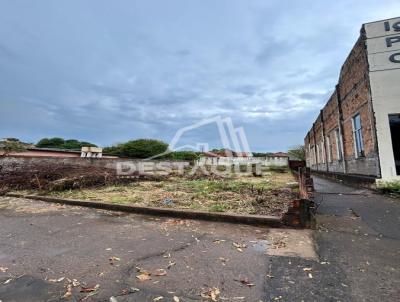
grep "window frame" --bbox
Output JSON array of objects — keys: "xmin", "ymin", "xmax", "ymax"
[
  {"xmin": 352, "ymin": 113, "xmax": 365, "ymax": 158},
  {"xmin": 334, "ymin": 128, "xmax": 343, "ymax": 161},
  {"xmin": 326, "ymin": 135, "xmax": 333, "ymax": 163}
]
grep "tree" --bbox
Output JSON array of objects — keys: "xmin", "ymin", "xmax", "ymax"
[
  {"xmin": 63, "ymin": 139, "xmax": 96, "ymax": 149},
  {"xmin": 252, "ymin": 152, "xmax": 274, "ymax": 157},
  {"xmin": 287, "ymin": 145, "xmax": 306, "ymax": 161},
  {"xmin": 105, "ymin": 139, "xmax": 168, "ymax": 158},
  {"xmin": 36, "ymin": 137, "xmax": 65, "ymax": 148},
  {"xmin": 63, "ymin": 139, "xmax": 81, "ymax": 149},
  {"xmin": 103, "ymin": 145, "xmax": 121, "ymax": 156},
  {"xmin": 36, "ymin": 137, "xmax": 97, "ymax": 150}
]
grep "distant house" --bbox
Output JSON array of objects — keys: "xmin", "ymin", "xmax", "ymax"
[
  {"xmin": 202, "ymin": 149, "xmax": 253, "ymax": 158},
  {"xmin": 198, "ymin": 149, "xmax": 288, "ymax": 167},
  {"xmin": 271, "ymin": 152, "xmax": 289, "ymax": 158}
]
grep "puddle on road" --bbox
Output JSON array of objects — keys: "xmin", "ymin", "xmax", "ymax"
[
  {"xmin": 251, "ymin": 240, "xmax": 270, "ymax": 252},
  {"xmin": 250, "ymin": 229, "xmax": 318, "ymax": 261}
]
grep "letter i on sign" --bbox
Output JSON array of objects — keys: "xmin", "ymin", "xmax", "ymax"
[{"xmin": 385, "ymin": 21, "xmax": 391, "ymax": 31}]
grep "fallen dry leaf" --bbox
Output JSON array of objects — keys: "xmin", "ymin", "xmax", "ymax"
[
  {"xmin": 165, "ymin": 219, "xmax": 185, "ymax": 225},
  {"xmin": 272, "ymin": 241, "xmax": 286, "ymax": 249},
  {"xmin": 155, "ymin": 269, "xmax": 167, "ymax": 276},
  {"xmin": 48, "ymin": 277, "xmax": 65, "ymax": 283},
  {"xmin": 173, "ymin": 296, "xmax": 180, "ymax": 302},
  {"xmin": 233, "ymin": 242, "xmax": 247, "ymax": 249},
  {"xmin": 109, "ymin": 256, "xmax": 121, "ymax": 265},
  {"xmin": 80, "ymin": 284, "xmax": 100, "ymax": 293},
  {"xmin": 153, "ymin": 296, "xmax": 163, "ymax": 301},
  {"xmin": 167, "ymin": 261, "xmax": 176, "ymax": 269},
  {"xmin": 136, "ymin": 274, "xmax": 152, "ymax": 281},
  {"xmin": 201, "ymin": 287, "xmax": 220, "ymax": 301},
  {"xmin": 213, "ymin": 239, "xmax": 225, "ymax": 244},
  {"xmin": 71, "ymin": 279, "xmax": 80, "ymax": 287},
  {"xmin": 0, "ymin": 267, "xmax": 8, "ymax": 273},
  {"xmin": 218, "ymin": 257, "xmax": 229, "ymax": 265},
  {"xmin": 81, "ymin": 289, "xmax": 100, "ymax": 301},
  {"xmin": 233, "ymin": 242, "xmax": 247, "ymax": 252},
  {"xmin": 235, "ymin": 278, "xmax": 255, "ymax": 287},
  {"xmin": 62, "ymin": 284, "xmax": 73, "ymax": 299},
  {"xmin": 303, "ymin": 267, "xmax": 312, "ymax": 272}
]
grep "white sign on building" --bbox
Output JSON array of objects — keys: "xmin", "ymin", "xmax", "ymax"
[{"xmin": 365, "ymin": 17, "xmax": 400, "ymax": 180}]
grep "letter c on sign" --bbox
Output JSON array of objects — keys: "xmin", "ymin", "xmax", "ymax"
[{"xmin": 389, "ymin": 53, "xmax": 400, "ymax": 63}]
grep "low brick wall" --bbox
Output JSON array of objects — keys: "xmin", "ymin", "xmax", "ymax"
[
  {"xmin": 286, "ymin": 167, "xmax": 315, "ymax": 228},
  {"xmin": 0, "ymin": 156, "xmax": 190, "ymax": 174}
]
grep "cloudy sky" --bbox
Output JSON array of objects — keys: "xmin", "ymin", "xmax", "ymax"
[{"xmin": 0, "ymin": 0, "xmax": 399, "ymax": 152}]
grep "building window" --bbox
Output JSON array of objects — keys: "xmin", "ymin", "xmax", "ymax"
[
  {"xmin": 352, "ymin": 114, "xmax": 364, "ymax": 158},
  {"xmin": 311, "ymin": 146, "xmax": 315, "ymax": 165},
  {"xmin": 335, "ymin": 128, "xmax": 343, "ymax": 161},
  {"xmin": 326, "ymin": 136, "xmax": 333, "ymax": 163}
]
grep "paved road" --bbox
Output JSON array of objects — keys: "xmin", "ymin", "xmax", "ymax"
[
  {"xmin": 0, "ymin": 177, "xmax": 399, "ymax": 301},
  {"xmin": 313, "ymin": 176, "xmax": 400, "ymax": 301}
]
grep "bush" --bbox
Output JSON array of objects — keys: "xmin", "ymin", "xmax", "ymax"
[
  {"xmin": 104, "ymin": 140, "xmax": 200, "ymax": 160},
  {"xmin": 0, "ymin": 141, "xmax": 26, "ymax": 155},
  {"xmin": 168, "ymin": 151, "xmax": 199, "ymax": 161},
  {"xmin": 108, "ymin": 139, "xmax": 168, "ymax": 159},
  {"xmin": 377, "ymin": 181, "xmax": 400, "ymax": 196}
]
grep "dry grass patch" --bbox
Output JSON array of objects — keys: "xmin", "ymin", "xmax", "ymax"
[{"xmin": 18, "ymin": 171, "xmax": 298, "ymax": 216}]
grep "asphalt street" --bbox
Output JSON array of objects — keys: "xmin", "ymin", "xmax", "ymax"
[{"xmin": 0, "ymin": 176, "xmax": 399, "ymax": 301}]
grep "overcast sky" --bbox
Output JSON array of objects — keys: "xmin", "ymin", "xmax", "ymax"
[{"xmin": 0, "ymin": 1, "xmax": 399, "ymax": 151}]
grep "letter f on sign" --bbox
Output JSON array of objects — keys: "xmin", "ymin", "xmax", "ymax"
[{"xmin": 386, "ymin": 36, "xmax": 400, "ymax": 47}]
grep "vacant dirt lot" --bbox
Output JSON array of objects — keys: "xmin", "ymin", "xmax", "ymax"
[{"xmin": 18, "ymin": 171, "xmax": 297, "ymax": 216}]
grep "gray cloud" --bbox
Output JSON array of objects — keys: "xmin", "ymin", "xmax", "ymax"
[{"xmin": 1, "ymin": 0, "xmax": 399, "ymax": 151}]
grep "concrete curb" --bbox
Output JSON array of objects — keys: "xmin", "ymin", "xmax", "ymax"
[{"xmin": 5, "ymin": 193, "xmax": 283, "ymax": 227}]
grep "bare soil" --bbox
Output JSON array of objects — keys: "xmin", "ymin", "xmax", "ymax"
[{"xmin": 18, "ymin": 172, "xmax": 298, "ymax": 216}]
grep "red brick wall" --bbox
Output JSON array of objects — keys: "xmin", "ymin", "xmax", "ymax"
[{"xmin": 305, "ymin": 33, "xmax": 379, "ymax": 177}]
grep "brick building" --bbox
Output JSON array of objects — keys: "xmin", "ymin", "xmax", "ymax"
[{"xmin": 305, "ymin": 17, "xmax": 400, "ymax": 183}]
